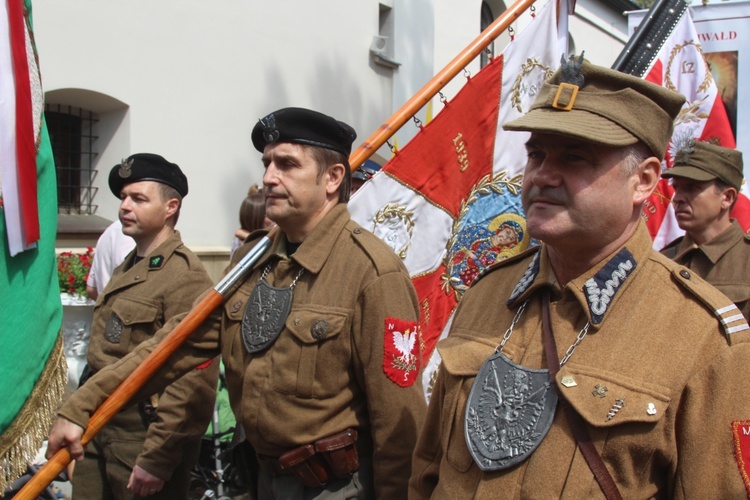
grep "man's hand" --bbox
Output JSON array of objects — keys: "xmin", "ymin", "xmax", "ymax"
[
  {"xmin": 45, "ymin": 417, "xmax": 85, "ymax": 461},
  {"xmin": 128, "ymin": 465, "xmax": 165, "ymax": 496}
]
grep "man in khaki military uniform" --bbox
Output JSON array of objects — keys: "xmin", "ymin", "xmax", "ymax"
[
  {"xmin": 660, "ymin": 141, "xmax": 750, "ymax": 319},
  {"xmin": 65, "ymin": 154, "xmax": 218, "ymax": 498},
  {"xmin": 409, "ymin": 57, "xmax": 750, "ymax": 498},
  {"xmin": 48, "ymin": 109, "xmax": 426, "ymax": 499}
]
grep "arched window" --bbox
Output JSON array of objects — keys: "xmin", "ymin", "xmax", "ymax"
[{"xmin": 45, "ymin": 104, "xmax": 98, "ymax": 214}]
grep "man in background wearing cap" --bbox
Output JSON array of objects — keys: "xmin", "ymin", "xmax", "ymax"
[
  {"xmin": 350, "ymin": 159, "xmax": 381, "ymax": 195},
  {"xmin": 51, "ymin": 154, "xmax": 218, "ymax": 498},
  {"xmin": 660, "ymin": 141, "xmax": 750, "ymax": 320},
  {"xmin": 48, "ymin": 111, "xmax": 425, "ymax": 498},
  {"xmin": 410, "ymin": 56, "xmax": 750, "ymax": 498}
]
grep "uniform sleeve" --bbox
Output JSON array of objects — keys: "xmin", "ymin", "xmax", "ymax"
[
  {"xmin": 409, "ymin": 367, "xmax": 446, "ymax": 499},
  {"xmin": 136, "ymin": 357, "xmax": 220, "ymax": 480},
  {"xmin": 673, "ymin": 335, "xmax": 750, "ymax": 498},
  {"xmin": 353, "ymin": 269, "xmax": 426, "ymax": 499},
  {"xmin": 58, "ymin": 292, "xmax": 223, "ymax": 433}
]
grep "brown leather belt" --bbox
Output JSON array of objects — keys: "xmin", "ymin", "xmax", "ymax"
[{"xmin": 256, "ymin": 428, "xmax": 360, "ymax": 488}]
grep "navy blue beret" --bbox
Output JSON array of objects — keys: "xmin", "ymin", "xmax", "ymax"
[
  {"xmin": 251, "ymin": 107, "xmax": 357, "ymax": 157},
  {"xmin": 108, "ymin": 153, "xmax": 188, "ymax": 198}
]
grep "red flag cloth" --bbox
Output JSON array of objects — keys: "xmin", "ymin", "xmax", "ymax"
[
  {"xmin": 642, "ymin": 10, "xmax": 748, "ymax": 249},
  {"xmin": 350, "ymin": 0, "xmax": 563, "ymax": 398}
]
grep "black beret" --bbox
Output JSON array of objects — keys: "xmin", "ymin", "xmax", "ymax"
[
  {"xmin": 108, "ymin": 153, "xmax": 188, "ymax": 198},
  {"xmin": 251, "ymin": 107, "xmax": 357, "ymax": 157}
]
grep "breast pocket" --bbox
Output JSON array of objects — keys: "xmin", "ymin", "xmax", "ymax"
[
  {"xmin": 107, "ymin": 297, "xmax": 160, "ymax": 354},
  {"xmin": 270, "ymin": 306, "xmax": 350, "ymax": 399},
  {"xmin": 438, "ymin": 334, "xmax": 497, "ymax": 473},
  {"xmin": 555, "ymin": 365, "xmax": 671, "ymax": 471}
]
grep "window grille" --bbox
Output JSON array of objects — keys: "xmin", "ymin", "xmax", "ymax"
[{"xmin": 45, "ymin": 104, "xmax": 99, "ymax": 214}]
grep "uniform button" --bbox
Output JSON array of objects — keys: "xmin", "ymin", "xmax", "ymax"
[
  {"xmin": 134, "ymin": 275, "xmax": 140, "ymax": 280},
  {"xmin": 679, "ymin": 270, "xmax": 691, "ymax": 279},
  {"xmin": 231, "ymin": 301, "xmax": 242, "ymax": 313},
  {"xmin": 353, "ymin": 228, "xmax": 361, "ymax": 234},
  {"xmin": 647, "ymin": 402, "xmax": 657, "ymax": 415},
  {"xmin": 294, "ymin": 317, "xmax": 301, "ymax": 326}
]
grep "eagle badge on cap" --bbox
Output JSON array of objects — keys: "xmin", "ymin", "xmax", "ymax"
[
  {"xmin": 118, "ymin": 158, "xmax": 134, "ymax": 178},
  {"xmin": 674, "ymin": 138, "xmax": 696, "ymax": 164},
  {"xmin": 259, "ymin": 114, "xmax": 280, "ymax": 144},
  {"xmin": 553, "ymin": 52, "xmax": 585, "ymax": 111}
]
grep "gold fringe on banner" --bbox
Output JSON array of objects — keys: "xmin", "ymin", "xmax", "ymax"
[{"xmin": 0, "ymin": 335, "xmax": 67, "ymax": 493}]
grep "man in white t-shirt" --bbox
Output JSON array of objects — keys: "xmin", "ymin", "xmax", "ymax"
[{"xmin": 85, "ymin": 219, "xmax": 135, "ymax": 300}]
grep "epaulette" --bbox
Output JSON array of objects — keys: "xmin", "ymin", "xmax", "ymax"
[
  {"xmin": 671, "ymin": 266, "xmax": 749, "ymax": 343},
  {"xmin": 345, "ymin": 220, "xmax": 402, "ymax": 276},
  {"xmin": 473, "ymin": 245, "xmax": 540, "ymax": 287}
]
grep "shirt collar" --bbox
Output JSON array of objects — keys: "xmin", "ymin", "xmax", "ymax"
[
  {"xmin": 507, "ymin": 222, "xmax": 651, "ymax": 328},
  {"xmin": 256, "ymin": 204, "xmax": 351, "ymax": 274},
  {"xmin": 673, "ymin": 219, "xmax": 744, "ymax": 264}
]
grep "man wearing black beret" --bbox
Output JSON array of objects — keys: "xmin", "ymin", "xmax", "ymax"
[
  {"xmin": 48, "ymin": 111, "xmax": 426, "ymax": 498},
  {"xmin": 57, "ymin": 153, "xmax": 218, "ymax": 498}
]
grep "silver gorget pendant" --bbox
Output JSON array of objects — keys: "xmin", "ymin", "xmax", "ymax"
[
  {"xmin": 465, "ymin": 351, "xmax": 558, "ymax": 471},
  {"xmin": 241, "ymin": 280, "xmax": 294, "ymax": 354}
]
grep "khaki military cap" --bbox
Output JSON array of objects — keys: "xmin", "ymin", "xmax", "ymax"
[
  {"xmin": 662, "ymin": 140, "xmax": 744, "ymax": 190},
  {"xmin": 503, "ymin": 55, "xmax": 685, "ymax": 160}
]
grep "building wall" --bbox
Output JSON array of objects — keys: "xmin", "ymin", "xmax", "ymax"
[{"xmin": 35, "ymin": 0, "xmax": 629, "ymax": 280}]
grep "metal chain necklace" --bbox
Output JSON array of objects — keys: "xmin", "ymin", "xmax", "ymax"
[
  {"xmin": 241, "ymin": 262, "xmax": 304, "ymax": 354},
  {"xmin": 465, "ymin": 294, "xmax": 589, "ymax": 472},
  {"xmin": 498, "ymin": 298, "xmax": 591, "ymax": 366}
]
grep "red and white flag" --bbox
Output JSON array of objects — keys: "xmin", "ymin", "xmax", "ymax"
[
  {"xmin": 0, "ymin": 0, "xmax": 41, "ymax": 256},
  {"xmin": 350, "ymin": 0, "xmax": 564, "ymax": 399},
  {"xmin": 641, "ymin": 8, "xmax": 749, "ymax": 249}
]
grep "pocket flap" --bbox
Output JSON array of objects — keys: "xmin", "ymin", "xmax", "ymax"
[
  {"xmin": 285, "ymin": 307, "xmax": 348, "ymax": 344},
  {"xmin": 111, "ymin": 297, "xmax": 159, "ymax": 326},
  {"xmin": 438, "ymin": 333, "xmax": 497, "ymax": 377},
  {"xmin": 556, "ymin": 365, "xmax": 671, "ymax": 428}
]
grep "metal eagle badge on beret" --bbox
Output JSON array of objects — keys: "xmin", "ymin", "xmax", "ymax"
[
  {"xmin": 465, "ymin": 351, "xmax": 558, "ymax": 471},
  {"xmin": 118, "ymin": 158, "xmax": 134, "ymax": 178},
  {"xmin": 259, "ymin": 114, "xmax": 280, "ymax": 144}
]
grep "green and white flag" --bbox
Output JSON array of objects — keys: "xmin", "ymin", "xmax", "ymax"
[{"xmin": 0, "ymin": 0, "xmax": 65, "ymax": 491}]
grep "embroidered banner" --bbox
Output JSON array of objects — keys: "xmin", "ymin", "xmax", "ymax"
[{"xmin": 350, "ymin": 0, "xmax": 565, "ymax": 400}]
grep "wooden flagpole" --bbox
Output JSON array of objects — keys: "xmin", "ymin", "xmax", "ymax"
[{"xmin": 17, "ymin": 0, "xmax": 536, "ymax": 496}]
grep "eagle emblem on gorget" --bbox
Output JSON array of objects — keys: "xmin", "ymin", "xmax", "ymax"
[{"xmin": 465, "ymin": 352, "xmax": 558, "ymax": 471}]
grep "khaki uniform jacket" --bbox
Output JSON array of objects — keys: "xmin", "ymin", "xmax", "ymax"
[
  {"xmin": 410, "ymin": 223, "xmax": 750, "ymax": 499},
  {"xmin": 61, "ymin": 231, "xmax": 218, "ymax": 480},
  {"xmin": 63, "ymin": 205, "xmax": 426, "ymax": 498},
  {"xmin": 661, "ymin": 219, "xmax": 750, "ymax": 320}
]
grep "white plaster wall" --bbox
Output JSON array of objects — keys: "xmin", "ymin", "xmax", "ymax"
[
  {"xmin": 34, "ymin": 0, "xmax": 392, "ymax": 250},
  {"xmin": 33, "ymin": 0, "xmax": 629, "ymax": 251}
]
